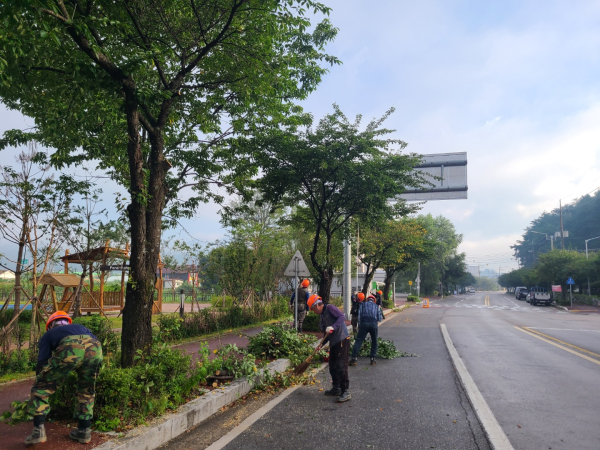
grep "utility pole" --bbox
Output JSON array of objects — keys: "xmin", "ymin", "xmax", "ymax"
[
  {"xmin": 356, "ymin": 224, "xmax": 360, "ymax": 293},
  {"xmin": 585, "ymin": 235, "xmax": 600, "ymax": 295},
  {"xmin": 559, "ymin": 200, "xmax": 565, "ymax": 249},
  {"xmin": 343, "ymin": 239, "xmax": 351, "ymax": 320},
  {"xmin": 418, "ymin": 263, "xmax": 421, "ymax": 297}
]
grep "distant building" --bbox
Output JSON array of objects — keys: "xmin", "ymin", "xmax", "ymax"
[
  {"xmin": 0, "ymin": 270, "xmax": 15, "ymax": 280},
  {"xmin": 164, "ymin": 279, "xmax": 184, "ymax": 290},
  {"xmin": 467, "ymin": 265, "xmax": 479, "ymax": 277}
]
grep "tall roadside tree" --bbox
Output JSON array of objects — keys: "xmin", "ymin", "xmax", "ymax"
[
  {"xmin": 242, "ymin": 106, "xmax": 425, "ymax": 301},
  {"xmin": 0, "ymin": 0, "xmax": 338, "ymax": 366},
  {"xmin": 358, "ymin": 218, "xmax": 427, "ymax": 295}
]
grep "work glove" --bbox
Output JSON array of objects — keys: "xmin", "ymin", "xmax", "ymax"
[{"xmin": 326, "ymin": 326, "xmax": 334, "ymax": 334}]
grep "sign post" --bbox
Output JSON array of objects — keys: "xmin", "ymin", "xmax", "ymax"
[
  {"xmin": 284, "ymin": 251, "xmax": 311, "ymax": 330},
  {"xmin": 566, "ymin": 277, "xmax": 575, "ymax": 308}
]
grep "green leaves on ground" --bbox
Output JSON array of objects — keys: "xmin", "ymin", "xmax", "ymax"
[
  {"xmin": 350, "ymin": 337, "xmax": 417, "ymax": 359},
  {"xmin": 247, "ymin": 323, "xmax": 318, "ymax": 366}
]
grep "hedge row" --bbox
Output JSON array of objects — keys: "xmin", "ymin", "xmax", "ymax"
[{"xmin": 157, "ymin": 296, "xmax": 290, "ymax": 341}]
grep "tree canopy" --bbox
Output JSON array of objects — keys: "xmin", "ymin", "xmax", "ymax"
[
  {"xmin": 238, "ymin": 105, "xmax": 425, "ymax": 300},
  {"xmin": 0, "ymin": 0, "xmax": 339, "ymax": 366},
  {"xmin": 512, "ymin": 191, "xmax": 600, "ymax": 268}
]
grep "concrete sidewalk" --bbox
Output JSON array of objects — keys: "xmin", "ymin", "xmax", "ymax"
[{"xmin": 563, "ymin": 302, "xmax": 600, "ymax": 314}]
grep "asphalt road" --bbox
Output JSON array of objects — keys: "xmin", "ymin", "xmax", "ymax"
[
  {"xmin": 164, "ymin": 292, "xmax": 600, "ymax": 450},
  {"xmin": 441, "ymin": 291, "xmax": 600, "ymax": 450}
]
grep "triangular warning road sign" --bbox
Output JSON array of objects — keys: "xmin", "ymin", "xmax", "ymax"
[{"xmin": 283, "ymin": 250, "xmax": 311, "ymax": 277}]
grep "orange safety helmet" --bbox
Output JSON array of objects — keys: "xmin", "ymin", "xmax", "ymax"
[
  {"xmin": 301, "ymin": 279, "xmax": 310, "ymax": 288},
  {"xmin": 367, "ymin": 295, "xmax": 377, "ymax": 302},
  {"xmin": 46, "ymin": 311, "xmax": 72, "ymax": 331},
  {"xmin": 307, "ymin": 294, "xmax": 322, "ymax": 309},
  {"xmin": 377, "ymin": 290, "xmax": 383, "ymax": 295},
  {"xmin": 357, "ymin": 293, "xmax": 365, "ymax": 302}
]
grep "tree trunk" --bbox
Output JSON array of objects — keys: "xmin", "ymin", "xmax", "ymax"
[
  {"xmin": 121, "ymin": 99, "xmax": 165, "ymax": 367},
  {"xmin": 382, "ymin": 268, "xmax": 394, "ymax": 303},
  {"xmin": 12, "ymin": 225, "xmax": 26, "ymax": 318},
  {"xmin": 361, "ymin": 262, "xmax": 377, "ymax": 295},
  {"xmin": 317, "ymin": 266, "xmax": 334, "ymax": 304}
]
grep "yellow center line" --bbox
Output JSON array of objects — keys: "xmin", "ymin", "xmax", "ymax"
[
  {"xmin": 522, "ymin": 327, "xmax": 600, "ymax": 359},
  {"xmin": 515, "ymin": 327, "xmax": 600, "ymax": 366},
  {"xmin": 484, "ymin": 295, "xmax": 490, "ymax": 306}
]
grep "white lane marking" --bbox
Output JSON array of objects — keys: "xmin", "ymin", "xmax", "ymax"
[
  {"xmin": 205, "ymin": 363, "xmax": 327, "ymax": 450},
  {"xmin": 440, "ymin": 324, "xmax": 514, "ymax": 450},
  {"xmin": 527, "ymin": 327, "xmax": 600, "ymax": 333}
]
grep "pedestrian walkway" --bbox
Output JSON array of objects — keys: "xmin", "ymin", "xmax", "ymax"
[{"xmin": 564, "ymin": 302, "xmax": 600, "ymax": 314}]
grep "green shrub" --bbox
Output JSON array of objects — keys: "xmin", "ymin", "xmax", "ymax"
[
  {"xmin": 0, "ymin": 308, "xmax": 32, "ymax": 326},
  {"xmin": 382, "ymin": 296, "xmax": 394, "ymax": 309},
  {"xmin": 47, "ymin": 344, "xmax": 209, "ymax": 431},
  {"xmin": 247, "ymin": 323, "xmax": 317, "ymax": 366},
  {"xmin": 210, "ymin": 344, "xmax": 259, "ymax": 380},
  {"xmin": 0, "ymin": 348, "xmax": 35, "ymax": 376},
  {"xmin": 302, "ymin": 312, "xmax": 320, "ymax": 332},
  {"xmin": 327, "ymin": 296, "xmax": 343, "ymax": 307},
  {"xmin": 210, "ymin": 295, "xmax": 236, "ymax": 308},
  {"xmin": 407, "ymin": 295, "xmax": 418, "ymax": 302},
  {"xmin": 158, "ymin": 297, "xmax": 290, "ymax": 341}
]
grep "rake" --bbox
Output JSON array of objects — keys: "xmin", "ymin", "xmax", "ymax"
[{"xmin": 294, "ymin": 334, "xmax": 329, "ymax": 375}]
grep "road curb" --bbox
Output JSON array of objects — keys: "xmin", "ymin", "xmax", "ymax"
[
  {"xmin": 440, "ymin": 323, "xmax": 514, "ymax": 450},
  {"xmin": 94, "ymin": 358, "xmax": 290, "ymax": 450}
]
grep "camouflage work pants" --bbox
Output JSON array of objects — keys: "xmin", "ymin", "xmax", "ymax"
[{"xmin": 28, "ymin": 335, "xmax": 103, "ymax": 421}]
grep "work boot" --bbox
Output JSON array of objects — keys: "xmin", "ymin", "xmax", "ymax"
[
  {"xmin": 69, "ymin": 428, "xmax": 92, "ymax": 444},
  {"xmin": 24, "ymin": 424, "xmax": 47, "ymax": 445},
  {"xmin": 370, "ymin": 357, "xmax": 376, "ymax": 365},
  {"xmin": 337, "ymin": 390, "xmax": 351, "ymax": 403},
  {"xmin": 324, "ymin": 386, "xmax": 342, "ymax": 396},
  {"xmin": 349, "ymin": 357, "xmax": 357, "ymax": 366}
]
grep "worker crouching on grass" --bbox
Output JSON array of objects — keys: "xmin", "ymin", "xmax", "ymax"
[
  {"xmin": 308, "ymin": 294, "xmax": 351, "ymax": 403},
  {"xmin": 25, "ymin": 311, "xmax": 103, "ymax": 445},
  {"xmin": 349, "ymin": 294, "xmax": 383, "ymax": 367}
]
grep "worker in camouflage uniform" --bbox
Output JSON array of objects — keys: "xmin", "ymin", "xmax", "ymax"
[{"xmin": 25, "ymin": 311, "xmax": 103, "ymax": 445}]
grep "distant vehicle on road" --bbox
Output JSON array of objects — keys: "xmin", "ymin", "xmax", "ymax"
[
  {"xmin": 514, "ymin": 287, "xmax": 527, "ymax": 299},
  {"xmin": 515, "ymin": 287, "xmax": 529, "ymax": 300},
  {"xmin": 527, "ymin": 286, "xmax": 551, "ymax": 306},
  {"xmin": 469, "ymin": 288, "xmax": 475, "ymax": 293}
]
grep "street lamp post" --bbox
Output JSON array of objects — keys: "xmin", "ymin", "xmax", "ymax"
[{"xmin": 585, "ymin": 236, "xmax": 600, "ymax": 296}]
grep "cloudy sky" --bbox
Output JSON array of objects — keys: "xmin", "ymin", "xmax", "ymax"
[{"xmin": 2, "ymin": 0, "xmax": 600, "ymax": 272}]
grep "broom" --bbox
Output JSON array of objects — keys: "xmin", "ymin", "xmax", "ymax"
[{"xmin": 294, "ymin": 334, "xmax": 330, "ymax": 375}]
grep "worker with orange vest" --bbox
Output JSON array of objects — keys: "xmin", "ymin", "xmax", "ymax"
[
  {"xmin": 25, "ymin": 311, "xmax": 103, "ymax": 445},
  {"xmin": 308, "ymin": 294, "xmax": 351, "ymax": 403}
]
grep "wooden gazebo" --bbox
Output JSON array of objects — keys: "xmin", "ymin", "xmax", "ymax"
[{"xmin": 55, "ymin": 241, "xmax": 165, "ymax": 315}]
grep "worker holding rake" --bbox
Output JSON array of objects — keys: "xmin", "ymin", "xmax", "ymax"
[
  {"xmin": 308, "ymin": 294, "xmax": 351, "ymax": 403},
  {"xmin": 25, "ymin": 311, "xmax": 103, "ymax": 445}
]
